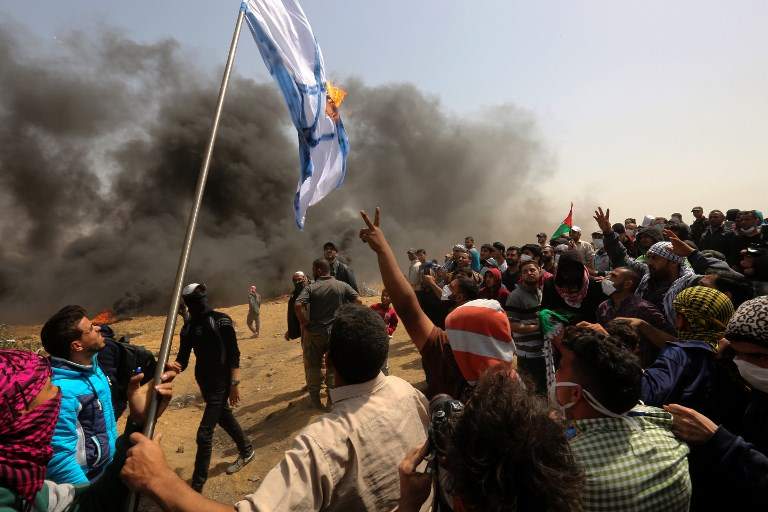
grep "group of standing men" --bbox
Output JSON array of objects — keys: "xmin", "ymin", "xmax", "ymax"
[{"xmin": 287, "ymin": 242, "xmax": 362, "ymax": 410}]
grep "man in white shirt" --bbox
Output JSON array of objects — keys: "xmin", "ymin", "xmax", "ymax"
[{"xmin": 407, "ymin": 248, "xmax": 422, "ymax": 291}]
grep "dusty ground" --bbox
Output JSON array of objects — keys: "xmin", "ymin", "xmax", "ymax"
[{"xmin": 8, "ymin": 295, "xmax": 425, "ymax": 508}]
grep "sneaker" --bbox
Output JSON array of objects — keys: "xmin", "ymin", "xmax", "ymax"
[{"xmin": 226, "ymin": 449, "xmax": 256, "ymax": 475}]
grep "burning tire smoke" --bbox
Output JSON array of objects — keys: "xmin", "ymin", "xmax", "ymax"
[{"xmin": 0, "ymin": 24, "xmax": 553, "ymax": 323}]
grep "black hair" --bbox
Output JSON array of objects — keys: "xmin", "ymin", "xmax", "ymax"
[
  {"xmin": 519, "ymin": 259, "xmax": 540, "ymax": 271},
  {"xmin": 507, "ymin": 245, "xmax": 520, "ymax": 253},
  {"xmin": 665, "ymin": 222, "xmax": 691, "ymax": 241},
  {"xmin": 328, "ymin": 304, "xmax": 388, "ymax": 384},
  {"xmin": 480, "ymin": 243, "xmax": 494, "ymax": 252},
  {"xmin": 40, "ymin": 305, "xmax": 88, "ymax": 358},
  {"xmin": 520, "ymin": 243, "xmax": 542, "ymax": 260},
  {"xmin": 492, "ymin": 242, "xmax": 506, "ymax": 253},
  {"xmin": 616, "ymin": 267, "xmax": 641, "ymax": 292},
  {"xmin": 313, "ymin": 258, "xmax": 331, "ymax": 275},
  {"xmin": 712, "ymin": 273, "xmax": 755, "ymax": 308},
  {"xmin": 554, "ymin": 252, "xmax": 586, "ymax": 288},
  {"xmin": 562, "ymin": 328, "xmax": 641, "ymax": 414},
  {"xmin": 447, "ymin": 367, "xmax": 584, "ymax": 512},
  {"xmin": 453, "ymin": 277, "xmax": 480, "ymax": 301},
  {"xmin": 416, "ymin": 248, "xmax": 426, "ymax": 255},
  {"xmin": 604, "ymin": 319, "xmax": 640, "ymax": 353},
  {"xmin": 612, "ymin": 223, "xmax": 626, "ymax": 234},
  {"xmin": 465, "ymin": 236, "xmax": 475, "ymax": 242}
]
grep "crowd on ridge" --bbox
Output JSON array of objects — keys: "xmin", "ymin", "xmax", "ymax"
[{"xmin": 1, "ymin": 205, "xmax": 768, "ymax": 511}]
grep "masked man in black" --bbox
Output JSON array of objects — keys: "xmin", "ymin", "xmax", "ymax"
[{"xmin": 169, "ymin": 283, "xmax": 254, "ymax": 493}]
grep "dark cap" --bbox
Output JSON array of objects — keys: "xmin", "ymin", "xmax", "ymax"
[
  {"xmin": 691, "ymin": 206, "xmax": 704, "ymax": 212},
  {"xmin": 323, "ymin": 241, "xmax": 337, "ymax": 251}
]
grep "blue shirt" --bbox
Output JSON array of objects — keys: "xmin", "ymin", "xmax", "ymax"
[{"xmin": 468, "ymin": 247, "xmax": 481, "ymax": 272}]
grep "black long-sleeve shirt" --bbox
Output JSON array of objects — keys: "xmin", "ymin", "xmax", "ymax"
[
  {"xmin": 330, "ymin": 259, "xmax": 359, "ymax": 292},
  {"xmin": 176, "ymin": 311, "xmax": 240, "ymax": 390}
]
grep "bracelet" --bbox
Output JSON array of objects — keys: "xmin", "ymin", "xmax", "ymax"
[{"xmin": 231, "ymin": 379, "xmax": 240, "ymax": 386}]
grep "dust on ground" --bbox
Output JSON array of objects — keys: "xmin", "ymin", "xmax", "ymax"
[{"xmin": 8, "ymin": 296, "xmax": 425, "ymax": 508}]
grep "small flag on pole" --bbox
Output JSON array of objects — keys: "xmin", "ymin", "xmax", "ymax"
[
  {"xmin": 551, "ymin": 202, "xmax": 574, "ymax": 240},
  {"xmin": 242, "ymin": 0, "xmax": 350, "ymax": 229}
]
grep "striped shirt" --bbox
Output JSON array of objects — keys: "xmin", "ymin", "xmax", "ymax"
[
  {"xmin": 445, "ymin": 299, "xmax": 515, "ymax": 384},
  {"xmin": 505, "ymin": 286, "xmax": 543, "ymax": 358},
  {"xmin": 569, "ymin": 405, "xmax": 691, "ymax": 511}
]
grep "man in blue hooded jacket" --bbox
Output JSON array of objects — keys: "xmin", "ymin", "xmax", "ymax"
[{"xmin": 40, "ymin": 305, "xmax": 118, "ymax": 485}]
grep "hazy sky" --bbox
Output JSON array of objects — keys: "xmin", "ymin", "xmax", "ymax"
[{"xmin": 5, "ymin": 1, "xmax": 767, "ymax": 230}]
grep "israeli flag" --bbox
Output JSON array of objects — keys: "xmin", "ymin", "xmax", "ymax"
[{"xmin": 243, "ymin": 0, "xmax": 350, "ymax": 229}]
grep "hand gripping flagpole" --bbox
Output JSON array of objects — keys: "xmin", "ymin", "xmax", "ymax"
[{"xmin": 126, "ymin": 5, "xmax": 246, "ymax": 511}]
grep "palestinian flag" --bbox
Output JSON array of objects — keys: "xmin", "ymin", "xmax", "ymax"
[
  {"xmin": 538, "ymin": 308, "xmax": 572, "ymax": 404},
  {"xmin": 551, "ymin": 203, "xmax": 574, "ymax": 240}
]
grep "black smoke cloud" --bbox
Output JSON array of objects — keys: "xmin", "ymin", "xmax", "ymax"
[{"xmin": 0, "ymin": 24, "xmax": 554, "ymax": 323}]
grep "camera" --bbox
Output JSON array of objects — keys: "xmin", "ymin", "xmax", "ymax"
[{"xmin": 427, "ymin": 394, "xmax": 464, "ymax": 512}]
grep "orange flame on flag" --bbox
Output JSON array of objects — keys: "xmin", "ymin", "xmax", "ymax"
[
  {"xmin": 326, "ymin": 81, "xmax": 347, "ymax": 107},
  {"xmin": 325, "ymin": 81, "xmax": 347, "ymax": 122}
]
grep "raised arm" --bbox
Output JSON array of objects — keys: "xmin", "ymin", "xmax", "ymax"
[
  {"xmin": 359, "ymin": 208, "xmax": 434, "ymax": 351},
  {"xmin": 595, "ymin": 207, "xmax": 649, "ymax": 275},
  {"xmin": 664, "ymin": 228, "xmax": 744, "ymax": 278}
]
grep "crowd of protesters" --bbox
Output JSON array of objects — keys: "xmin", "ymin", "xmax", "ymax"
[{"xmin": 2, "ymin": 205, "xmax": 768, "ymax": 511}]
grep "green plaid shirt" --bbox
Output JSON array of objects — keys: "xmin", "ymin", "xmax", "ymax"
[{"xmin": 569, "ymin": 405, "xmax": 691, "ymax": 511}]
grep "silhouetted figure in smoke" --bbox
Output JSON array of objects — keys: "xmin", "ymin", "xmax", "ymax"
[
  {"xmin": 323, "ymin": 241, "xmax": 359, "ymax": 292},
  {"xmin": 246, "ymin": 285, "xmax": 261, "ymax": 338},
  {"xmin": 285, "ymin": 271, "xmax": 308, "ymax": 341}
]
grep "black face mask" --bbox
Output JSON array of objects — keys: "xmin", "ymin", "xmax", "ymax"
[{"xmin": 184, "ymin": 292, "xmax": 211, "ymax": 317}]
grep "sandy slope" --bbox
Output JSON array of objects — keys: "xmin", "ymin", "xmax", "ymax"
[{"xmin": 9, "ymin": 296, "xmax": 425, "ymax": 508}]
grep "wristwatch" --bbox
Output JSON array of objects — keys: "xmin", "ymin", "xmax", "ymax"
[{"xmin": 231, "ymin": 379, "xmax": 241, "ymax": 386}]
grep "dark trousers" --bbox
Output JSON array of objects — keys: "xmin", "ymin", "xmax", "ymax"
[{"xmin": 192, "ymin": 386, "xmax": 252, "ymax": 487}]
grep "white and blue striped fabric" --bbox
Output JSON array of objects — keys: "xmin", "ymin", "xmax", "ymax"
[{"xmin": 242, "ymin": 0, "xmax": 350, "ymax": 229}]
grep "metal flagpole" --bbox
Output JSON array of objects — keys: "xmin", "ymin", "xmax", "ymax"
[{"xmin": 126, "ymin": 5, "xmax": 247, "ymax": 511}]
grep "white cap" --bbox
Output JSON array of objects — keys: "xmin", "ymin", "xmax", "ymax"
[
  {"xmin": 182, "ymin": 283, "xmax": 201, "ymax": 296},
  {"xmin": 571, "ymin": 226, "xmax": 582, "ymax": 233}
]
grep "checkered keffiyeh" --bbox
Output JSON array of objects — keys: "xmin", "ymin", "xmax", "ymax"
[
  {"xmin": 570, "ymin": 405, "xmax": 691, "ymax": 511},
  {"xmin": 647, "ymin": 241, "xmax": 685, "ymax": 264},
  {"xmin": 725, "ymin": 296, "xmax": 768, "ymax": 347},
  {"xmin": 0, "ymin": 350, "xmax": 59, "ymax": 510},
  {"xmin": 673, "ymin": 286, "xmax": 735, "ymax": 348}
]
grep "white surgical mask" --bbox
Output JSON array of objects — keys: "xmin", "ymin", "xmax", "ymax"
[
  {"xmin": 601, "ymin": 278, "xmax": 617, "ymax": 296},
  {"xmin": 626, "ymin": 229, "xmax": 636, "ymax": 237},
  {"xmin": 551, "ymin": 381, "xmax": 639, "ymax": 430},
  {"xmin": 593, "ymin": 239, "xmax": 604, "ymax": 250},
  {"xmin": 550, "ymin": 381, "xmax": 580, "ymax": 411},
  {"xmin": 735, "ymin": 358, "xmax": 768, "ymax": 394}
]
